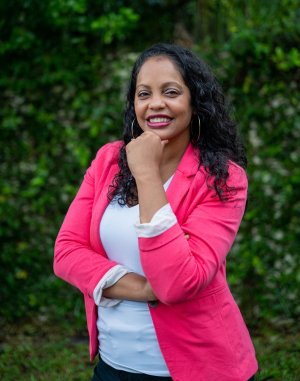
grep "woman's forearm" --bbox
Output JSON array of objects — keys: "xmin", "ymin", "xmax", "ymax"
[
  {"xmin": 102, "ymin": 272, "xmax": 157, "ymax": 302},
  {"xmin": 135, "ymin": 171, "xmax": 168, "ymax": 223},
  {"xmin": 126, "ymin": 133, "xmax": 170, "ymax": 223}
]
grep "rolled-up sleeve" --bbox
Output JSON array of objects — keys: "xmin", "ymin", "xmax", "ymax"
[
  {"xmin": 134, "ymin": 203, "xmax": 177, "ymax": 238},
  {"xmin": 93, "ymin": 265, "xmax": 132, "ymax": 307}
]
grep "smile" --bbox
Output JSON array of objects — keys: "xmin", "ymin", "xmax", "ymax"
[
  {"xmin": 148, "ymin": 117, "xmax": 172, "ymax": 123},
  {"xmin": 146, "ymin": 116, "xmax": 173, "ymax": 129}
]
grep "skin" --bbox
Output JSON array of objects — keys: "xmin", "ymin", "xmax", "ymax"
[{"xmin": 103, "ymin": 56, "xmax": 193, "ymax": 302}]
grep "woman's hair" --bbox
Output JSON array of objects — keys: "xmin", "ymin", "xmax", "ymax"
[{"xmin": 108, "ymin": 43, "xmax": 247, "ymax": 205}]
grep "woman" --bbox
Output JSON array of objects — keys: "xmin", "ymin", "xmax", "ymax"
[{"xmin": 54, "ymin": 43, "xmax": 258, "ymax": 381}]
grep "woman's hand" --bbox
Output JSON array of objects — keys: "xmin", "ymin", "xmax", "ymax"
[{"xmin": 126, "ymin": 131, "xmax": 168, "ymax": 180}]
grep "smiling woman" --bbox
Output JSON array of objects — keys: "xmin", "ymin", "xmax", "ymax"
[
  {"xmin": 134, "ymin": 56, "xmax": 193, "ymax": 144},
  {"xmin": 133, "ymin": 57, "xmax": 193, "ymax": 168},
  {"xmin": 54, "ymin": 43, "xmax": 258, "ymax": 381}
]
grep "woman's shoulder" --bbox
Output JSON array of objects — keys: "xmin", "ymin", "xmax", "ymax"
[
  {"xmin": 96, "ymin": 140, "xmax": 123, "ymax": 156},
  {"xmin": 227, "ymin": 160, "xmax": 248, "ymax": 187},
  {"xmin": 194, "ymin": 160, "xmax": 248, "ymax": 200},
  {"xmin": 197, "ymin": 159, "xmax": 247, "ymax": 182},
  {"xmin": 93, "ymin": 140, "xmax": 123, "ymax": 163}
]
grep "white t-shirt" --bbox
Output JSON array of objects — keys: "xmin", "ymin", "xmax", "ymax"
[{"xmin": 97, "ymin": 178, "xmax": 173, "ymax": 376}]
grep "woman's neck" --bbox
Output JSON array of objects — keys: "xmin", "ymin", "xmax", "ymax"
[{"xmin": 160, "ymin": 136, "xmax": 190, "ymax": 182}]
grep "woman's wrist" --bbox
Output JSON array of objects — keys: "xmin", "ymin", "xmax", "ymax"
[
  {"xmin": 143, "ymin": 281, "xmax": 157, "ymax": 302},
  {"xmin": 134, "ymin": 168, "xmax": 161, "ymax": 185}
]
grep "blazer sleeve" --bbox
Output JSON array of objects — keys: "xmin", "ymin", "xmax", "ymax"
[
  {"xmin": 139, "ymin": 163, "xmax": 248, "ymax": 305},
  {"xmin": 53, "ymin": 145, "xmax": 119, "ymax": 298}
]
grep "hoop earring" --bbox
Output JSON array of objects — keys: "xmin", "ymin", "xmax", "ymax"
[
  {"xmin": 131, "ymin": 119, "xmax": 136, "ymax": 139},
  {"xmin": 192, "ymin": 115, "xmax": 201, "ymax": 143},
  {"xmin": 196, "ymin": 115, "xmax": 201, "ymax": 142}
]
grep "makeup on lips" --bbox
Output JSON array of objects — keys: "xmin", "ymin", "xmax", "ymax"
[{"xmin": 146, "ymin": 114, "xmax": 173, "ymax": 128}]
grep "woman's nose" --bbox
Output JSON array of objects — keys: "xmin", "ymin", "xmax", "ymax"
[{"xmin": 149, "ymin": 96, "xmax": 165, "ymax": 109}]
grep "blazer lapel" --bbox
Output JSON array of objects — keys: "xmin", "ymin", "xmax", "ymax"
[
  {"xmin": 90, "ymin": 163, "xmax": 119, "ymax": 254},
  {"xmin": 166, "ymin": 143, "xmax": 199, "ymax": 218}
]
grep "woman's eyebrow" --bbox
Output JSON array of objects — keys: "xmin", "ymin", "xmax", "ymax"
[
  {"xmin": 136, "ymin": 81, "xmax": 184, "ymax": 90},
  {"xmin": 162, "ymin": 81, "xmax": 183, "ymax": 89},
  {"xmin": 136, "ymin": 84, "xmax": 151, "ymax": 90}
]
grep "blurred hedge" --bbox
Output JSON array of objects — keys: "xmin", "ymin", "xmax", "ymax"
[
  {"xmin": 205, "ymin": 1, "xmax": 300, "ymax": 326},
  {"xmin": 1, "ymin": 0, "xmax": 299, "ymax": 328}
]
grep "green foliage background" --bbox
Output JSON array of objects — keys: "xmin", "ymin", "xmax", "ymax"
[{"xmin": 1, "ymin": 0, "xmax": 299, "ymax": 331}]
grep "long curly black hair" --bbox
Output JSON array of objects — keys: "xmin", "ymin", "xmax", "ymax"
[{"xmin": 108, "ymin": 43, "xmax": 247, "ymax": 205}]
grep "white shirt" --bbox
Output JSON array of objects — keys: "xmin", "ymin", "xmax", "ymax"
[{"xmin": 96, "ymin": 178, "xmax": 175, "ymax": 375}]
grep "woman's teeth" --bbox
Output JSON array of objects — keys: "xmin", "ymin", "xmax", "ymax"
[{"xmin": 149, "ymin": 117, "xmax": 171, "ymax": 123}]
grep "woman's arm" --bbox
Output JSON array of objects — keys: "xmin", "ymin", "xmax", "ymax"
[
  {"xmin": 138, "ymin": 165, "xmax": 248, "ymax": 305},
  {"xmin": 126, "ymin": 133, "xmax": 248, "ymax": 305},
  {"xmin": 54, "ymin": 143, "xmax": 157, "ymax": 302},
  {"xmin": 102, "ymin": 273, "xmax": 157, "ymax": 301},
  {"xmin": 126, "ymin": 132, "xmax": 170, "ymax": 223}
]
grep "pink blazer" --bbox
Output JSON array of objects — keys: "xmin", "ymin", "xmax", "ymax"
[{"xmin": 54, "ymin": 141, "xmax": 258, "ymax": 381}]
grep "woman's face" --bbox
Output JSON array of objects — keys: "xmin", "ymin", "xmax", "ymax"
[{"xmin": 134, "ymin": 56, "xmax": 193, "ymax": 145}]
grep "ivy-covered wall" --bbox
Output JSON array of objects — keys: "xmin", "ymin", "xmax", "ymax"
[{"xmin": 1, "ymin": 0, "xmax": 299, "ymax": 328}]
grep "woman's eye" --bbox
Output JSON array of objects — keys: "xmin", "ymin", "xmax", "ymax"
[
  {"xmin": 165, "ymin": 89, "xmax": 179, "ymax": 96},
  {"xmin": 137, "ymin": 91, "xmax": 149, "ymax": 98}
]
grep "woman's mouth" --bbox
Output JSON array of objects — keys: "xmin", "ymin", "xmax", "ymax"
[{"xmin": 146, "ymin": 116, "xmax": 173, "ymax": 128}]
